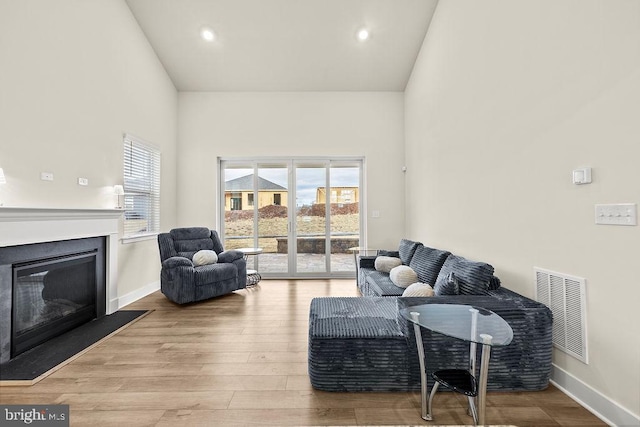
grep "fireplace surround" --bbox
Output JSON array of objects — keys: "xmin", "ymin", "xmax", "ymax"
[{"xmin": 0, "ymin": 207, "xmax": 121, "ymax": 364}]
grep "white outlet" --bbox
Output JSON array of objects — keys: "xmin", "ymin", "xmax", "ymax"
[
  {"xmin": 595, "ymin": 203, "xmax": 637, "ymax": 226},
  {"xmin": 40, "ymin": 172, "xmax": 54, "ymax": 181},
  {"xmin": 78, "ymin": 177, "xmax": 89, "ymax": 186},
  {"xmin": 372, "ymin": 210, "xmax": 380, "ymax": 218}
]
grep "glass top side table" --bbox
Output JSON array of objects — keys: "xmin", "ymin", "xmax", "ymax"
[
  {"xmin": 399, "ymin": 303, "xmax": 513, "ymax": 425},
  {"xmin": 347, "ymin": 246, "xmax": 379, "ymax": 264},
  {"xmin": 236, "ymin": 247, "xmax": 263, "ymax": 286}
]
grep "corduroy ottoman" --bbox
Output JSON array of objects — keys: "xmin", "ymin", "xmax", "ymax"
[
  {"xmin": 308, "ymin": 290, "xmax": 553, "ymax": 392},
  {"xmin": 308, "ymin": 297, "xmax": 414, "ymax": 391}
]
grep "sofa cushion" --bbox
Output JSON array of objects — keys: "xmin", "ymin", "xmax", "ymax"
[
  {"xmin": 489, "ymin": 275, "xmax": 502, "ymax": 290},
  {"xmin": 433, "ymin": 271, "xmax": 459, "ymax": 296},
  {"xmin": 402, "ymin": 283, "xmax": 434, "ymax": 297},
  {"xmin": 409, "ymin": 246, "xmax": 451, "ymax": 285},
  {"xmin": 170, "ymin": 227, "xmax": 214, "ymax": 259},
  {"xmin": 375, "ymin": 256, "xmax": 402, "ymax": 273},
  {"xmin": 310, "ymin": 297, "xmax": 403, "ymax": 338},
  {"xmin": 366, "ymin": 271, "xmax": 405, "ymax": 296},
  {"xmin": 398, "ymin": 239, "xmax": 421, "ymax": 265},
  {"xmin": 434, "ymin": 254, "xmax": 495, "ymax": 296},
  {"xmin": 170, "ymin": 227, "xmax": 211, "ymax": 241},
  {"xmin": 390, "ymin": 266, "xmax": 418, "ymax": 288}
]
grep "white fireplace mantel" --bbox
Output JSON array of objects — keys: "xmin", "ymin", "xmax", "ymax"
[{"xmin": 0, "ymin": 207, "xmax": 123, "ymax": 314}]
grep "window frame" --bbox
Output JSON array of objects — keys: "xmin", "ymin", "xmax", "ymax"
[
  {"xmin": 121, "ymin": 133, "xmax": 161, "ymax": 243},
  {"xmin": 218, "ymin": 156, "xmax": 366, "ymax": 279}
]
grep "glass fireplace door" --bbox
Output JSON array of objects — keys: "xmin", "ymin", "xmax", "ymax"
[{"xmin": 12, "ymin": 251, "xmax": 98, "ymax": 357}]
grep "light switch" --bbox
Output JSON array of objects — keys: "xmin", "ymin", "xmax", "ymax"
[
  {"xmin": 372, "ymin": 210, "xmax": 380, "ymax": 218},
  {"xmin": 595, "ymin": 203, "xmax": 637, "ymax": 226},
  {"xmin": 572, "ymin": 168, "xmax": 591, "ymax": 185}
]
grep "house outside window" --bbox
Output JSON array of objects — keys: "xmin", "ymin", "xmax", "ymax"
[{"xmin": 224, "ymin": 174, "xmax": 288, "ymax": 211}]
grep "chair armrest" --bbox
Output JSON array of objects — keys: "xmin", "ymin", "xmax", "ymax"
[
  {"xmin": 162, "ymin": 256, "xmax": 193, "ymax": 269},
  {"xmin": 218, "ymin": 250, "xmax": 244, "ymax": 263}
]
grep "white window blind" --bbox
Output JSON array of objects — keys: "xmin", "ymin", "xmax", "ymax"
[{"xmin": 123, "ymin": 134, "xmax": 160, "ymax": 238}]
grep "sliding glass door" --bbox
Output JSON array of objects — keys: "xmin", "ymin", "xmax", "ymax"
[
  {"xmin": 221, "ymin": 163, "xmax": 290, "ymax": 275},
  {"xmin": 294, "ymin": 164, "xmax": 327, "ymax": 274},
  {"xmin": 257, "ymin": 165, "xmax": 289, "ymax": 274},
  {"xmin": 220, "ymin": 158, "xmax": 363, "ymax": 278},
  {"xmin": 329, "ymin": 164, "xmax": 360, "ymax": 273}
]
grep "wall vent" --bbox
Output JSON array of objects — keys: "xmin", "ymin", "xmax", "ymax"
[{"xmin": 534, "ymin": 267, "xmax": 588, "ymax": 364}]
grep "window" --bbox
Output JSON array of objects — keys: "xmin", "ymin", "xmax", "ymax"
[
  {"xmin": 273, "ymin": 193, "xmax": 281, "ymax": 205},
  {"xmin": 123, "ymin": 134, "xmax": 160, "ymax": 238},
  {"xmin": 230, "ymin": 193, "xmax": 242, "ymax": 210},
  {"xmin": 247, "ymin": 193, "xmax": 254, "ymax": 207}
]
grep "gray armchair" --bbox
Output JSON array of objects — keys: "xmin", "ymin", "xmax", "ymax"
[{"xmin": 157, "ymin": 227, "xmax": 247, "ymax": 304}]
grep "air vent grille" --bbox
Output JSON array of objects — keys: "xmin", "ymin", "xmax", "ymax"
[{"xmin": 534, "ymin": 267, "xmax": 588, "ymax": 364}]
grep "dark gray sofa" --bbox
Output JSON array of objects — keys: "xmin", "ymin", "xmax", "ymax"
[
  {"xmin": 358, "ymin": 239, "xmax": 501, "ymax": 298},
  {"xmin": 308, "ymin": 239, "xmax": 553, "ymax": 392}
]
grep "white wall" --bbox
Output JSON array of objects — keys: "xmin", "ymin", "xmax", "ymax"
[
  {"xmin": 405, "ymin": 0, "xmax": 640, "ymax": 423},
  {"xmin": 0, "ymin": 0, "xmax": 178, "ymax": 300},
  {"xmin": 177, "ymin": 92, "xmax": 405, "ymax": 249}
]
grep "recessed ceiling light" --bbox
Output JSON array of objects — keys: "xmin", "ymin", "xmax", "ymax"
[
  {"xmin": 200, "ymin": 27, "xmax": 215, "ymax": 42},
  {"xmin": 357, "ymin": 28, "xmax": 369, "ymax": 41}
]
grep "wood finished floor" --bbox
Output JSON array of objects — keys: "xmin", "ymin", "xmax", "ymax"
[{"xmin": 0, "ymin": 279, "xmax": 607, "ymax": 426}]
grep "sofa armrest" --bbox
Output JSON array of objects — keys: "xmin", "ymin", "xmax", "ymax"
[
  {"xmin": 358, "ymin": 248, "xmax": 399, "ymax": 269},
  {"xmin": 162, "ymin": 256, "xmax": 193, "ymax": 269},
  {"xmin": 359, "ymin": 256, "xmax": 377, "ymax": 269},
  {"xmin": 377, "ymin": 249, "xmax": 400, "ymax": 258},
  {"xmin": 218, "ymin": 250, "xmax": 244, "ymax": 263}
]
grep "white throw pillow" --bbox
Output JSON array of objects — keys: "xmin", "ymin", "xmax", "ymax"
[
  {"xmin": 389, "ymin": 265, "xmax": 418, "ymax": 288},
  {"xmin": 402, "ymin": 282, "xmax": 435, "ymax": 297},
  {"xmin": 192, "ymin": 250, "xmax": 218, "ymax": 266},
  {"xmin": 374, "ymin": 256, "xmax": 402, "ymax": 273}
]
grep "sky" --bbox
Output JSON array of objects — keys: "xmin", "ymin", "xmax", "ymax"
[{"xmin": 224, "ymin": 166, "xmax": 359, "ymax": 206}]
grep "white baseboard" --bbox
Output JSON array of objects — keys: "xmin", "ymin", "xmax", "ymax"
[
  {"xmin": 551, "ymin": 364, "xmax": 640, "ymax": 427},
  {"xmin": 116, "ymin": 280, "xmax": 160, "ymax": 310}
]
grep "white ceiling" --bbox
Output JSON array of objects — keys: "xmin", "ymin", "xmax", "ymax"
[{"xmin": 125, "ymin": 0, "xmax": 438, "ymax": 91}]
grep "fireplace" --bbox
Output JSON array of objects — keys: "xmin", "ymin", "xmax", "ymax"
[
  {"xmin": 1, "ymin": 237, "xmax": 106, "ymax": 362},
  {"xmin": 12, "ymin": 246, "xmax": 105, "ymax": 358},
  {"xmin": 0, "ymin": 207, "xmax": 121, "ymax": 365}
]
